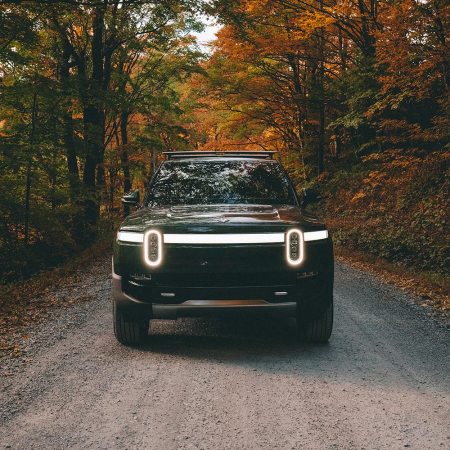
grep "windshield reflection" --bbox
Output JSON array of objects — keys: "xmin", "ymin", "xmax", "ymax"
[{"xmin": 146, "ymin": 160, "xmax": 296, "ymax": 206}]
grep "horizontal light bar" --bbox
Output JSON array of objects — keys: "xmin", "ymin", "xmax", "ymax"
[
  {"xmin": 304, "ymin": 230, "xmax": 328, "ymax": 241},
  {"xmin": 117, "ymin": 230, "xmax": 328, "ymax": 244},
  {"xmin": 117, "ymin": 231, "xmax": 144, "ymax": 243},
  {"xmin": 164, "ymin": 233, "xmax": 285, "ymax": 245}
]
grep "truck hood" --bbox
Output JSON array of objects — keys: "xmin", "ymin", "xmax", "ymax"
[{"xmin": 119, "ymin": 204, "xmax": 324, "ymax": 233}]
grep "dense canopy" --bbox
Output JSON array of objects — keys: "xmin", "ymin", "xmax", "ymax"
[{"xmin": 0, "ymin": 0, "xmax": 448, "ymax": 279}]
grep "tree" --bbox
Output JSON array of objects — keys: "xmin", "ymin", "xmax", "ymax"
[
  {"xmin": 48, "ymin": 2, "xmax": 199, "ymax": 231},
  {"xmin": 369, "ymin": 0, "xmax": 449, "ymax": 151},
  {"xmin": 197, "ymin": 1, "xmax": 340, "ymax": 176},
  {"xmin": 0, "ymin": 1, "xmax": 203, "ymax": 279}
]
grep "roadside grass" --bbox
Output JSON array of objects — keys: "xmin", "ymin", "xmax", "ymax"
[
  {"xmin": 0, "ymin": 235, "xmax": 113, "ymax": 359},
  {"xmin": 334, "ymin": 246, "xmax": 449, "ymax": 319},
  {"xmin": 322, "ymin": 150, "xmax": 448, "ymax": 276},
  {"xmin": 319, "ymin": 148, "xmax": 448, "ymax": 318}
]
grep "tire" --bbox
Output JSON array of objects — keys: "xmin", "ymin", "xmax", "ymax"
[
  {"xmin": 113, "ymin": 301, "xmax": 148, "ymax": 345},
  {"xmin": 299, "ymin": 300, "xmax": 333, "ymax": 343}
]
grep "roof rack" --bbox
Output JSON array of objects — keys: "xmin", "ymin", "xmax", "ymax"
[{"xmin": 163, "ymin": 151, "xmax": 277, "ymax": 160}]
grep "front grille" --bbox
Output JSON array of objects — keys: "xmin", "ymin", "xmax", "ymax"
[{"xmin": 152, "ymin": 272, "xmax": 296, "ymax": 288}]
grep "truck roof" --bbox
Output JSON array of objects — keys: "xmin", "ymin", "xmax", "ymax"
[{"xmin": 163, "ymin": 151, "xmax": 277, "ymax": 160}]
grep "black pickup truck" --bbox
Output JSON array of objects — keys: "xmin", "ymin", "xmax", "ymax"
[{"xmin": 112, "ymin": 151, "xmax": 334, "ymax": 345}]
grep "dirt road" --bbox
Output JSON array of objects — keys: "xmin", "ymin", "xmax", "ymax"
[{"xmin": 0, "ymin": 256, "xmax": 449, "ymax": 449}]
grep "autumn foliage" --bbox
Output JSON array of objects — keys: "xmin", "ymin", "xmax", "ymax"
[
  {"xmin": 187, "ymin": 0, "xmax": 448, "ymax": 274},
  {"xmin": 0, "ymin": 2, "xmax": 202, "ymax": 280},
  {"xmin": 0, "ymin": 0, "xmax": 448, "ymax": 280}
]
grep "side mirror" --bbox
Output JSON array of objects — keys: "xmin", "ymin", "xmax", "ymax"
[
  {"xmin": 122, "ymin": 190, "xmax": 140, "ymax": 207},
  {"xmin": 301, "ymin": 188, "xmax": 322, "ymax": 209}
]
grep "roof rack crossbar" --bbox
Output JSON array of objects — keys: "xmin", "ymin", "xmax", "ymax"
[{"xmin": 163, "ymin": 151, "xmax": 277, "ymax": 160}]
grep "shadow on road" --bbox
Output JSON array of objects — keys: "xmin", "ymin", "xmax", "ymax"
[
  {"xmin": 119, "ymin": 311, "xmax": 448, "ymax": 390},
  {"xmin": 137, "ymin": 316, "xmax": 333, "ymax": 365}
]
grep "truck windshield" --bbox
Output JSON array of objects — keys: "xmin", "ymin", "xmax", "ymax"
[{"xmin": 146, "ymin": 160, "xmax": 297, "ymax": 206}]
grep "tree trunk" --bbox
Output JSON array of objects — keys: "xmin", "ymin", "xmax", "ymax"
[
  {"xmin": 120, "ymin": 112, "xmax": 132, "ymax": 217},
  {"xmin": 286, "ymin": 53, "xmax": 307, "ymax": 173},
  {"xmin": 120, "ymin": 112, "xmax": 131, "ymax": 193},
  {"xmin": 58, "ymin": 41, "xmax": 80, "ymax": 203},
  {"xmin": 318, "ymin": 97, "xmax": 325, "ymax": 175},
  {"xmin": 338, "ymin": 28, "xmax": 347, "ymax": 70},
  {"xmin": 83, "ymin": 106, "xmax": 103, "ymax": 227},
  {"xmin": 317, "ymin": 1, "xmax": 326, "ymax": 176},
  {"xmin": 358, "ymin": 0, "xmax": 376, "ymax": 57},
  {"xmin": 64, "ymin": 114, "xmax": 79, "ymax": 200},
  {"xmin": 82, "ymin": 6, "xmax": 106, "ymax": 228},
  {"xmin": 151, "ymin": 148, "xmax": 158, "ymax": 180},
  {"xmin": 24, "ymin": 91, "xmax": 38, "ymax": 245},
  {"xmin": 431, "ymin": 1, "xmax": 449, "ymax": 89}
]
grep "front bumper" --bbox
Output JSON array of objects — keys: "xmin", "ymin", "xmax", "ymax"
[
  {"xmin": 112, "ymin": 268, "xmax": 331, "ymax": 319},
  {"xmin": 153, "ymin": 300, "xmax": 297, "ymax": 319}
]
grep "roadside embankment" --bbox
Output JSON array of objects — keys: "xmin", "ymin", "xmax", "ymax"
[{"xmin": 320, "ymin": 149, "xmax": 448, "ymax": 313}]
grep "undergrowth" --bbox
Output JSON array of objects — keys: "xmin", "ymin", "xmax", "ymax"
[{"xmin": 321, "ymin": 150, "xmax": 448, "ymax": 275}]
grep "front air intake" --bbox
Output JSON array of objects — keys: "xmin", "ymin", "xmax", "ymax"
[
  {"xmin": 144, "ymin": 230, "xmax": 163, "ymax": 267},
  {"xmin": 286, "ymin": 229, "xmax": 304, "ymax": 266}
]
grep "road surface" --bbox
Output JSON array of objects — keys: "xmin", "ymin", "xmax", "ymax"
[{"xmin": 0, "ymin": 256, "xmax": 449, "ymax": 449}]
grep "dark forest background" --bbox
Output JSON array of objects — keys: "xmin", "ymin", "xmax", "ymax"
[{"xmin": 0, "ymin": 0, "xmax": 448, "ymax": 282}]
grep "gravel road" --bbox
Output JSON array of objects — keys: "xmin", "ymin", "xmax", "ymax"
[{"xmin": 0, "ymin": 255, "xmax": 449, "ymax": 450}]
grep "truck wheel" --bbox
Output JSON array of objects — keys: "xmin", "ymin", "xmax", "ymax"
[
  {"xmin": 113, "ymin": 302, "xmax": 148, "ymax": 345},
  {"xmin": 299, "ymin": 300, "xmax": 333, "ymax": 343}
]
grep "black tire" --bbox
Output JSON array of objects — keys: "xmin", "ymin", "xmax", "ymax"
[
  {"xmin": 113, "ymin": 301, "xmax": 148, "ymax": 345},
  {"xmin": 299, "ymin": 300, "xmax": 333, "ymax": 343}
]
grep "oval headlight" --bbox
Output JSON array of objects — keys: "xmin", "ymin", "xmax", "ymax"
[
  {"xmin": 144, "ymin": 230, "xmax": 163, "ymax": 267},
  {"xmin": 286, "ymin": 229, "xmax": 304, "ymax": 266}
]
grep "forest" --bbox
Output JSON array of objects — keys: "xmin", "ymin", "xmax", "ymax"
[{"xmin": 0, "ymin": 0, "xmax": 448, "ymax": 282}]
